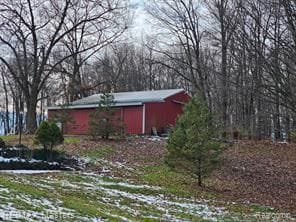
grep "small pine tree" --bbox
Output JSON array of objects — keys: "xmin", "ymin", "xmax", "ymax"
[
  {"xmin": 35, "ymin": 121, "xmax": 64, "ymax": 161},
  {"xmin": 166, "ymin": 96, "xmax": 221, "ymax": 186},
  {"xmin": 88, "ymin": 92, "xmax": 125, "ymax": 140},
  {"xmin": 35, "ymin": 121, "xmax": 52, "ymax": 150}
]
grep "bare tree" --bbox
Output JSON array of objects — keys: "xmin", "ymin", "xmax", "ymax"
[
  {"xmin": 0, "ymin": 0, "xmax": 128, "ymax": 133},
  {"xmin": 56, "ymin": 0, "xmax": 128, "ymax": 102},
  {"xmin": 205, "ymin": 0, "xmax": 240, "ymax": 135},
  {"xmin": 147, "ymin": 0, "xmax": 211, "ymax": 101}
]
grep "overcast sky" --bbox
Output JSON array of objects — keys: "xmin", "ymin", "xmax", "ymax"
[{"xmin": 128, "ymin": 0, "xmax": 153, "ymax": 41}]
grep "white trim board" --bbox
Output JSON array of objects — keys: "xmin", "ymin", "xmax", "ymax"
[{"xmin": 142, "ymin": 104, "xmax": 146, "ymax": 134}]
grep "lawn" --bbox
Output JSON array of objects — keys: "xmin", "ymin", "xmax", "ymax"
[{"xmin": 0, "ymin": 135, "xmax": 295, "ymax": 221}]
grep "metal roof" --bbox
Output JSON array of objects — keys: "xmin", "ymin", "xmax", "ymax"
[
  {"xmin": 48, "ymin": 89, "xmax": 185, "ymax": 110},
  {"xmin": 47, "ymin": 102, "xmax": 143, "ymax": 110}
]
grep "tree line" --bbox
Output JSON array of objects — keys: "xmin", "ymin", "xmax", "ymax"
[{"xmin": 0, "ymin": 0, "xmax": 295, "ymax": 141}]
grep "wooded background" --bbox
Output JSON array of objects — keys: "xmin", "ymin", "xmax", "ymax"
[{"xmin": 0, "ymin": 0, "xmax": 295, "ymax": 140}]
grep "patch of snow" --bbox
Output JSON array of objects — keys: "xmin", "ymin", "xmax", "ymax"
[
  {"xmin": 91, "ymin": 218, "xmax": 107, "ymax": 222},
  {"xmin": 148, "ymin": 136, "xmax": 163, "ymax": 141},
  {"xmin": 74, "ymin": 178, "xmax": 224, "ymax": 221},
  {"xmin": 0, "ymin": 156, "xmax": 28, "ymax": 163},
  {"xmin": 0, "ymin": 186, "xmax": 9, "ymax": 193},
  {"xmin": 60, "ymin": 180, "xmax": 81, "ymax": 189},
  {"xmin": 94, "ymin": 159, "xmax": 135, "ymax": 175},
  {"xmin": 0, "ymin": 156, "xmax": 59, "ymax": 164},
  {"xmin": 79, "ymin": 173, "xmax": 161, "ymax": 190},
  {"xmin": 277, "ymin": 141, "xmax": 288, "ymax": 144},
  {"xmin": 101, "ymin": 167, "xmax": 111, "ymax": 173},
  {"xmin": 100, "ymin": 181, "xmax": 161, "ymax": 190},
  {"xmin": 0, "ymin": 186, "xmax": 102, "ymax": 222},
  {"xmin": 0, "ymin": 156, "xmax": 60, "ymax": 167},
  {"xmin": 101, "ymin": 187, "xmax": 225, "ymax": 221},
  {"xmin": 0, "ymin": 170, "xmax": 61, "ymax": 174},
  {"xmin": 0, "ymin": 147, "xmax": 24, "ymax": 151}
]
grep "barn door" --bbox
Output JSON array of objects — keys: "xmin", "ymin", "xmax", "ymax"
[{"xmin": 123, "ymin": 106, "xmax": 143, "ymax": 134}]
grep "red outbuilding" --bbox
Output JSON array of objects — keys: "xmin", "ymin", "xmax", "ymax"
[{"xmin": 48, "ymin": 89, "xmax": 190, "ymax": 135}]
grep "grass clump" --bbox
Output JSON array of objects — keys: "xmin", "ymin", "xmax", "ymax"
[
  {"xmin": 81, "ymin": 145, "xmax": 114, "ymax": 159},
  {"xmin": 0, "ymin": 134, "xmax": 18, "ymax": 142},
  {"xmin": 64, "ymin": 136, "xmax": 81, "ymax": 144},
  {"xmin": 140, "ymin": 165, "xmax": 215, "ymax": 199}
]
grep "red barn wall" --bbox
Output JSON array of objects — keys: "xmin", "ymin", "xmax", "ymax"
[
  {"xmin": 48, "ymin": 108, "xmax": 96, "ymax": 135},
  {"xmin": 144, "ymin": 91, "xmax": 190, "ymax": 134},
  {"xmin": 122, "ymin": 106, "xmax": 143, "ymax": 134},
  {"xmin": 48, "ymin": 106, "xmax": 144, "ymax": 135},
  {"xmin": 65, "ymin": 109, "xmax": 96, "ymax": 134}
]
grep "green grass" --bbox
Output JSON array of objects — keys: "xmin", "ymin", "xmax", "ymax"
[
  {"xmin": 139, "ymin": 165, "xmax": 215, "ymax": 199},
  {"xmin": 0, "ymin": 174, "xmax": 130, "ymax": 220},
  {"xmin": 100, "ymin": 184, "xmax": 161, "ymax": 196},
  {"xmin": 64, "ymin": 136, "xmax": 81, "ymax": 144},
  {"xmin": 80, "ymin": 145, "xmax": 114, "ymax": 159},
  {"xmin": 0, "ymin": 171, "xmax": 286, "ymax": 221},
  {"xmin": 61, "ymin": 196, "xmax": 113, "ymax": 219},
  {"xmin": 61, "ymin": 194, "xmax": 142, "ymax": 221},
  {"xmin": 0, "ymin": 173, "xmax": 197, "ymax": 221},
  {"xmin": 0, "ymin": 175, "xmax": 51, "ymax": 199},
  {"xmin": 225, "ymin": 202, "xmax": 277, "ymax": 215},
  {"xmin": 0, "ymin": 134, "xmax": 18, "ymax": 142}
]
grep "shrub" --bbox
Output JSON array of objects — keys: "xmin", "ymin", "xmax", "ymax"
[
  {"xmin": 88, "ymin": 92, "xmax": 125, "ymax": 140},
  {"xmin": 35, "ymin": 121, "xmax": 64, "ymax": 161},
  {"xmin": 0, "ymin": 138, "xmax": 5, "ymax": 148},
  {"xmin": 166, "ymin": 96, "xmax": 222, "ymax": 186}
]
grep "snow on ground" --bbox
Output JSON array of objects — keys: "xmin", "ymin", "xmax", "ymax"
[
  {"xmin": 0, "ymin": 147, "xmax": 24, "ymax": 151},
  {"xmin": 0, "ymin": 157, "xmax": 42, "ymax": 163},
  {"xmin": 0, "ymin": 156, "xmax": 59, "ymax": 165},
  {"xmin": 0, "ymin": 185, "xmax": 95, "ymax": 221},
  {"xmin": 0, "ymin": 170, "xmax": 61, "ymax": 174},
  {"xmin": 0, "ymin": 171, "xmax": 294, "ymax": 221},
  {"xmin": 0, "ymin": 171, "xmax": 224, "ymax": 221}
]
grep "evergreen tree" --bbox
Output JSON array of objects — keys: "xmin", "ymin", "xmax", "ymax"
[
  {"xmin": 88, "ymin": 92, "xmax": 125, "ymax": 139},
  {"xmin": 166, "ymin": 96, "xmax": 221, "ymax": 186},
  {"xmin": 35, "ymin": 121, "xmax": 64, "ymax": 161},
  {"xmin": 35, "ymin": 121, "xmax": 52, "ymax": 150}
]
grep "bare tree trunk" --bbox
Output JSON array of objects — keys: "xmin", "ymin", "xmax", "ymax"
[
  {"xmin": 275, "ymin": 92, "xmax": 281, "ymax": 140},
  {"xmin": 12, "ymin": 99, "xmax": 15, "ymax": 133},
  {"xmin": 1, "ymin": 71, "xmax": 10, "ymax": 134},
  {"xmin": 26, "ymin": 96, "xmax": 38, "ymax": 134},
  {"xmin": 221, "ymin": 40, "xmax": 228, "ymax": 134}
]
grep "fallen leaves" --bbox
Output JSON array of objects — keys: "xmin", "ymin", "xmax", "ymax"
[{"xmin": 212, "ymin": 140, "xmax": 296, "ymax": 213}]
